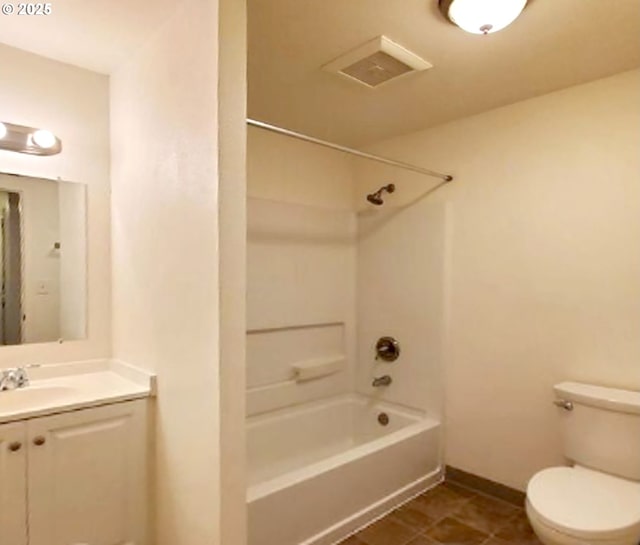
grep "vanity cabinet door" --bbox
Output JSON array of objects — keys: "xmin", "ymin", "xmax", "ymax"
[
  {"xmin": 0, "ymin": 421, "xmax": 28, "ymax": 545},
  {"xmin": 26, "ymin": 400, "xmax": 148, "ymax": 545}
]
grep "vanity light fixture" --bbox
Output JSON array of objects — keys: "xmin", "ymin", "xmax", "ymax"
[
  {"xmin": 0, "ymin": 121, "xmax": 62, "ymax": 156},
  {"xmin": 439, "ymin": 0, "xmax": 528, "ymax": 35}
]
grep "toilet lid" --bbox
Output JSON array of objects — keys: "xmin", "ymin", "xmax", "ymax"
[{"xmin": 527, "ymin": 467, "xmax": 640, "ymax": 540}]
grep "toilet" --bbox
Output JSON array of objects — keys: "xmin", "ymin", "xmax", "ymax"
[{"xmin": 526, "ymin": 382, "xmax": 640, "ymax": 545}]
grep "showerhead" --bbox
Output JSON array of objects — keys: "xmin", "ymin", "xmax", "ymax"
[
  {"xmin": 366, "ymin": 183, "xmax": 395, "ymax": 206},
  {"xmin": 366, "ymin": 193, "xmax": 384, "ymax": 205}
]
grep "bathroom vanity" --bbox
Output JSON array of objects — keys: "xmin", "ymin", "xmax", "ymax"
[{"xmin": 0, "ymin": 360, "xmax": 154, "ymax": 545}]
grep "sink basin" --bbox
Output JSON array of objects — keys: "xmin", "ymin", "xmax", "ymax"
[
  {"xmin": 0, "ymin": 385, "xmax": 78, "ymax": 413},
  {"xmin": 0, "ymin": 364, "xmax": 153, "ymax": 424}
]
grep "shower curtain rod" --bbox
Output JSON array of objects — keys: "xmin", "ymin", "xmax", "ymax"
[{"xmin": 246, "ymin": 119, "xmax": 454, "ymax": 183}]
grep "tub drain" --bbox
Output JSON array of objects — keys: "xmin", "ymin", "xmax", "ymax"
[{"xmin": 377, "ymin": 412, "xmax": 390, "ymax": 426}]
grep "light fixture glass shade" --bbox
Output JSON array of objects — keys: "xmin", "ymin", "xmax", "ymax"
[
  {"xmin": 447, "ymin": 0, "xmax": 527, "ymax": 35},
  {"xmin": 32, "ymin": 129, "xmax": 58, "ymax": 149},
  {"xmin": 0, "ymin": 122, "xmax": 7, "ymax": 139}
]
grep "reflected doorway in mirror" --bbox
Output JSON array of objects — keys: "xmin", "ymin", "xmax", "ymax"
[{"xmin": 0, "ymin": 173, "xmax": 87, "ymax": 345}]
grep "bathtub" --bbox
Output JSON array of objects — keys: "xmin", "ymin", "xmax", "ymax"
[{"xmin": 247, "ymin": 393, "xmax": 442, "ymax": 545}]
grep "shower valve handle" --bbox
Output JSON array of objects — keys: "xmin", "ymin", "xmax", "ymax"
[{"xmin": 375, "ymin": 336, "xmax": 400, "ymax": 362}]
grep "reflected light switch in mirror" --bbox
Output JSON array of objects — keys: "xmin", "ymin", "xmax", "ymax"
[{"xmin": 36, "ymin": 281, "xmax": 49, "ymax": 295}]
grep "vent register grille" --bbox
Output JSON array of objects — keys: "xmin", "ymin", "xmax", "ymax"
[
  {"xmin": 341, "ymin": 51, "xmax": 413, "ymax": 87},
  {"xmin": 323, "ymin": 36, "xmax": 432, "ymax": 88}
]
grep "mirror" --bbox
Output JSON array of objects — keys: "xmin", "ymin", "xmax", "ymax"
[{"xmin": 0, "ymin": 172, "xmax": 87, "ymax": 345}]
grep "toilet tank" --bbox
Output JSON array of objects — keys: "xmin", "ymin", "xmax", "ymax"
[{"xmin": 554, "ymin": 382, "xmax": 640, "ymax": 481}]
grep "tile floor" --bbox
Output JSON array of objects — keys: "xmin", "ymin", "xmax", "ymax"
[{"xmin": 338, "ymin": 482, "xmax": 541, "ymax": 545}]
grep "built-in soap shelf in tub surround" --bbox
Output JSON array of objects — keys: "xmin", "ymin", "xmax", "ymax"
[
  {"xmin": 247, "ymin": 322, "xmax": 346, "ymax": 387},
  {"xmin": 248, "ymin": 354, "xmax": 348, "ymax": 416},
  {"xmin": 293, "ymin": 355, "xmax": 344, "ymax": 382},
  {"xmin": 247, "ymin": 322, "xmax": 351, "ymax": 415}
]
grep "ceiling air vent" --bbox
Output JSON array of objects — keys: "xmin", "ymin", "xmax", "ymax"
[{"xmin": 322, "ymin": 36, "xmax": 432, "ymax": 89}]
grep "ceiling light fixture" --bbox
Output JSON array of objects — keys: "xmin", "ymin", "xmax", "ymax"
[
  {"xmin": 0, "ymin": 121, "xmax": 62, "ymax": 156},
  {"xmin": 439, "ymin": 0, "xmax": 528, "ymax": 35}
]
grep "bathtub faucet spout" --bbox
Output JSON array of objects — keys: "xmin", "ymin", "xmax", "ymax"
[{"xmin": 372, "ymin": 375, "xmax": 392, "ymax": 387}]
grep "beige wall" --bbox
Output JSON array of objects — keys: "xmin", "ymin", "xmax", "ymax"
[
  {"xmin": 0, "ymin": 43, "xmax": 110, "ymax": 365},
  {"xmin": 357, "ymin": 69, "xmax": 640, "ymax": 490},
  {"xmin": 110, "ymin": 1, "xmax": 223, "ymax": 543}
]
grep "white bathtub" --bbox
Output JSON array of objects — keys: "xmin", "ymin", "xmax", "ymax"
[{"xmin": 247, "ymin": 393, "xmax": 442, "ymax": 545}]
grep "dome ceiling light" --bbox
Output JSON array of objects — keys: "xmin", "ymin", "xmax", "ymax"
[{"xmin": 439, "ymin": 0, "xmax": 528, "ymax": 35}]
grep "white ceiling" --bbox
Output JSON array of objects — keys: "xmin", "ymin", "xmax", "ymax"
[
  {"xmin": 0, "ymin": 0, "xmax": 178, "ymax": 74},
  {"xmin": 249, "ymin": 0, "xmax": 640, "ymax": 145}
]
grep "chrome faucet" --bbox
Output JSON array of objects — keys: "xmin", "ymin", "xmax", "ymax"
[
  {"xmin": 372, "ymin": 375, "xmax": 392, "ymax": 387},
  {"xmin": 0, "ymin": 366, "xmax": 32, "ymax": 391}
]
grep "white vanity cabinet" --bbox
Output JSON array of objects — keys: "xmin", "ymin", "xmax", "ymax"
[{"xmin": 0, "ymin": 399, "xmax": 148, "ymax": 545}]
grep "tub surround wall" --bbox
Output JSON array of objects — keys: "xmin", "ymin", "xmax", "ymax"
[
  {"xmin": 0, "ymin": 43, "xmax": 110, "ymax": 364},
  {"xmin": 248, "ymin": 127, "xmax": 355, "ymax": 210},
  {"xmin": 355, "ymin": 199, "xmax": 448, "ymax": 418},
  {"xmin": 247, "ymin": 128, "xmax": 357, "ymax": 413},
  {"xmin": 356, "ymin": 69, "xmax": 640, "ymax": 490},
  {"xmin": 248, "ymin": 128, "xmax": 448, "ymax": 422},
  {"xmin": 110, "ymin": 2, "xmax": 223, "ymax": 543}
]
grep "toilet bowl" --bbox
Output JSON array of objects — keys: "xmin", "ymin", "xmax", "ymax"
[
  {"xmin": 525, "ymin": 382, "xmax": 640, "ymax": 545},
  {"xmin": 526, "ymin": 466, "xmax": 640, "ymax": 545}
]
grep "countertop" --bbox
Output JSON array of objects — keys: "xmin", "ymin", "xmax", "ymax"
[{"xmin": 0, "ymin": 359, "xmax": 156, "ymax": 424}]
